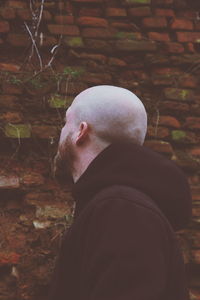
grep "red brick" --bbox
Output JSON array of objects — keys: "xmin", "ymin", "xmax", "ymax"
[
  {"xmin": 0, "ymin": 62, "xmax": 20, "ymax": 72},
  {"xmin": 177, "ymin": 32, "xmax": 200, "ymax": 42},
  {"xmin": 171, "ymin": 18, "xmax": 193, "ymax": 30},
  {"xmin": 129, "ymin": 7, "xmax": 151, "ymax": 17},
  {"xmin": 77, "ymin": 17, "xmax": 108, "ymax": 27},
  {"xmin": 143, "ymin": 17, "xmax": 167, "ymax": 28},
  {"xmin": 43, "ymin": 10, "xmax": 52, "ymax": 21},
  {"xmin": 154, "ymin": 8, "xmax": 175, "ymax": 17},
  {"xmin": 65, "ymin": 2, "xmax": 73, "ymax": 14},
  {"xmin": 55, "ymin": 15, "xmax": 74, "ymax": 24},
  {"xmin": 81, "ymin": 72, "xmax": 112, "ymax": 84},
  {"xmin": 185, "ymin": 117, "xmax": 200, "ymax": 129},
  {"xmin": 48, "ymin": 24, "xmax": 80, "ymax": 36},
  {"xmin": 2, "ymin": 83, "xmax": 23, "ymax": 95},
  {"xmin": 164, "ymin": 88, "xmax": 194, "ymax": 101},
  {"xmin": 106, "ymin": 8, "xmax": 127, "ymax": 17},
  {"xmin": 111, "ymin": 22, "xmax": 134, "ymax": 30},
  {"xmin": 7, "ymin": 0, "xmax": 27, "ymax": 8},
  {"xmin": 186, "ymin": 42, "xmax": 195, "ymax": 53},
  {"xmin": 0, "ymin": 95, "xmax": 19, "ymax": 109},
  {"xmin": 154, "ymin": 0, "xmax": 173, "ymax": 4},
  {"xmin": 108, "ymin": 57, "xmax": 127, "ymax": 66},
  {"xmin": 147, "ymin": 126, "xmax": 169, "ymax": 138},
  {"xmin": 0, "ymin": 252, "xmax": 20, "ymax": 266},
  {"xmin": 148, "ymin": 32, "xmax": 170, "ymax": 42},
  {"xmin": 192, "ymin": 250, "xmax": 200, "ymax": 264},
  {"xmin": 61, "ymin": 82, "xmax": 88, "ymax": 95},
  {"xmin": 161, "ymin": 101, "xmax": 190, "ymax": 112},
  {"xmin": 189, "ymin": 147, "xmax": 200, "ymax": 157},
  {"xmin": 40, "ymin": 35, "xmax": 57, "ymax": 47},
  {"xmin": 7, "ymin": 33, "xmax": 29, "ymax": 46},
  {"xmin": 82, "ymin": 27, "xmax": 112, "ymax": 38},
  {"xmin": 0, "ymin": 112, "xmax": 23, "ymax": 123},
  {"xmin": 153, "ymin": 116, "xmax": 181, "ymax": 128},
  {"xmin": 79, "ymin": 53, "xmax": 107, "ymax": 63},
  {"xmin": 79, "ymin": 7, "xmax": 103, "ymax": 17},
  {"xmin": 16, "ymin": 9, "xmax": 32, "ymax": 20},
  {"xmin": 0, "ymin": 7, "xmax": 15, "ymax": 19},
  {"xmin": 144, "ymin": 140, "xmax": 173, "ymax": 156},
  {"xmin": 179, "ymin": 74, "xmax": 198, "ymax": 88},
  {"xmin": 0, "ymin": 21, "xmax": 9, "ymax": 32},
  {"xmin": 165, "ymin": 42, "xmax": 184, "ymax": 53},
  {"xmin": 177, "ymin": 9, "xmax": 197, "ymax": 19},
  {"xmin": 72, "ymin": 0, "xmax": 102, "ymax": 2},
  {"xmin": 0, "ymin": 175, "xmax": 20, "ymax": 189}
]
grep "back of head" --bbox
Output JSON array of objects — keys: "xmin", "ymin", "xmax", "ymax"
[{"xmin": 72, "ymin": 85, "xmax": 147, "ymax": 146}]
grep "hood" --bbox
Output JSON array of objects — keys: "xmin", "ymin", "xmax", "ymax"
[{"xmin": 73, "ymin": 143, "xmax": 192, "ymax": 231}]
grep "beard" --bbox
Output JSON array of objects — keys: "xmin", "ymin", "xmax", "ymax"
[{"xmin": 53, "ymin": 134, "xmax": 76, "ymax": 185}]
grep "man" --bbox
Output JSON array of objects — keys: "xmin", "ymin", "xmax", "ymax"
[{"xmin": 49, "ymin": 85, "xmax": 192, "ymax": 300}]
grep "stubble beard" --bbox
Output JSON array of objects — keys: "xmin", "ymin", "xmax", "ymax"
[{"xmin": 53, "ymin": 134, "xmax": 76, "ymax": 185}]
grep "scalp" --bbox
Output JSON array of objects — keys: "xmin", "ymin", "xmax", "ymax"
[{"xmin": 71, "ymin": 85, "xmax": 147, "ymax": 145}]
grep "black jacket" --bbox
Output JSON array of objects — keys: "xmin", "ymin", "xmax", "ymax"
[{"xmin": 49, "ymin": 143, "xmax": 192, "ymax": 300}]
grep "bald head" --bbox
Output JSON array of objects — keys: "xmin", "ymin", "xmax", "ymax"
[{"xmin": 70, "ymin": 85, "xmax": 147, "ymax": 145}]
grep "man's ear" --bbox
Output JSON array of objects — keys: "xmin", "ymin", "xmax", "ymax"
[{"xmin": 75, "ymin": 122, "xmax": 89, "ymax": 145}]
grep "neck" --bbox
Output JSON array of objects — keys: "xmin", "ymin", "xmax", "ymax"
[{"xmin": 72, "ymin": 143, "xmax": 109, "ymax": 183}]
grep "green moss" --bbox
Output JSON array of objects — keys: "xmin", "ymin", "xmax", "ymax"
[
  {"xmin": 49, "ymin": 95, "xmax": 73, "ymax": 108},
  {"xmin": 64, "ymin": 37, "xmax": 84, "ymax": 48},
  {"xmin": 5, "ymin": 124, "xmax": 31, "ymax": 138},
  {"xmin": 114, "ymin": 32, "xmax": 141, "ymax": 40},
  {"xmin": 172, "ymin": 130, "xmax": 186, "ymax": 141}
]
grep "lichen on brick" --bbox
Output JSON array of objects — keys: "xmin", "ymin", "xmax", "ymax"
[
  {"xmin": 64, "ymin": 37, "xmax": 84, "ymax": 48},
  {"xmin": 124, "ymin": 0, "xmax": 151, "ymax": 4},
  {"xmin": 48, "ymin": 95, "xmax": 73, "ymax": 108},
  {"xmin": 5, "ymin": 123, "xmax": 31, "ymax": 138},
  {"xmin": 171, "ymin": 130, "xmax": 186, "ymax": 141}
]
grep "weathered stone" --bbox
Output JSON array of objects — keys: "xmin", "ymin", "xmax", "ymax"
[
  {"xmin": 5, "ymin": 123, "xmax": 31, "ymax": 138},
  {"xmin": 36, "ymin": 204, "xmax": 69, "ymax": 219},
  {"xmin": 0, "ymin": 175, "xmax": 20, "ymax": 189},
  {"xmin": 64, "ymin": 36, "xmax": 84, "ymax": 48},
  {"xmin": 48, "ymin": 95, "xmax": 73, "ymax": 108},
  {"xmin": 164, "ymin": 88, "xmax": 195, "ymax": 101},
  {"xmin": 21, "ymin": 172, "xmax": 45, "ymax": 187},
  {"xmin": 116, "ymin": 39, "xmax": 157, "ymax": 51}
]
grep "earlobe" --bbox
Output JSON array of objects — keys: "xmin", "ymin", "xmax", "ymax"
[{"xmin": 76, "ymin": 122, "xmax": 89, "ymax": 145}]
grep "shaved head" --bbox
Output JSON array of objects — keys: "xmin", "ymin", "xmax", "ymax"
[
  {"xmin": 55, "ymin": 85, "xmax": 147, "ymax": 182},
  {"xmin": 71, "ymin": 85, "xmax": 147, "ymax": 145}
]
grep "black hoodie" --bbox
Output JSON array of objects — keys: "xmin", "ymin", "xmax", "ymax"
[{"xmin": 49, "ymin": 143, "xmax": 192, "ymax": 300}]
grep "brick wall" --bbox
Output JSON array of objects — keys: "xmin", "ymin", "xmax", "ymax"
[{"xmin": 0, "ymin": 0, "xmax": 200, "ymax": 299}]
